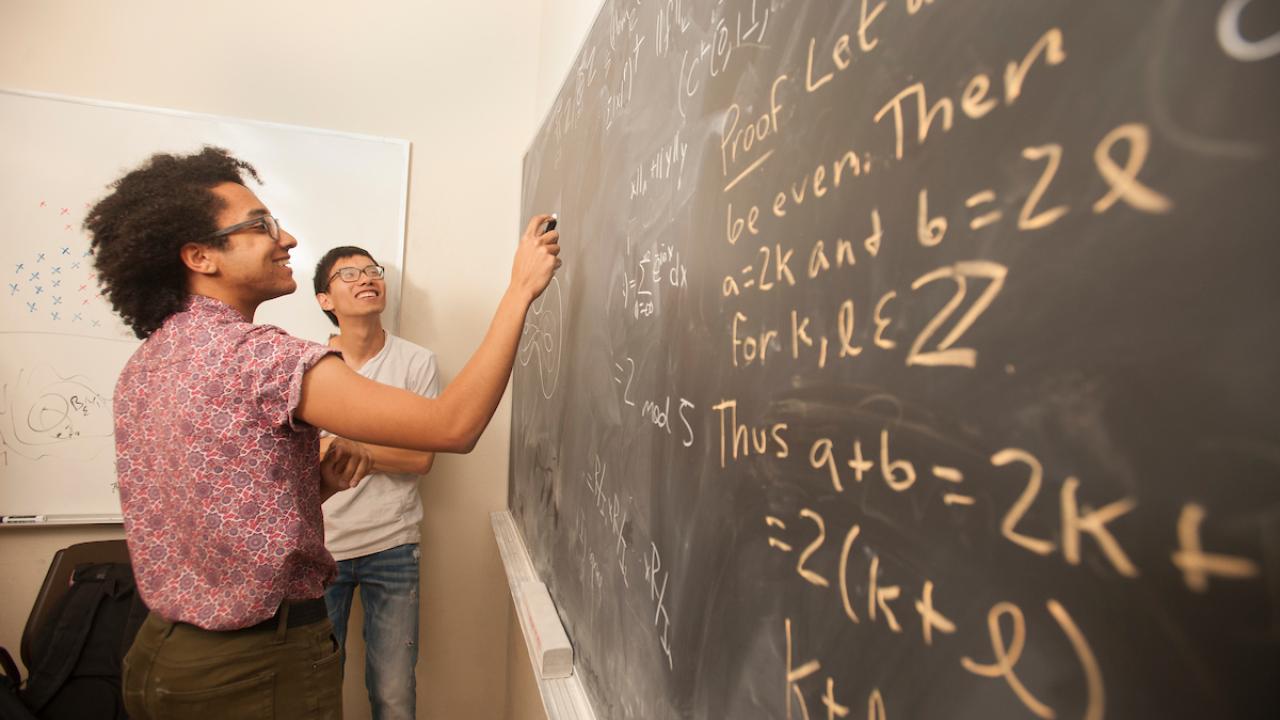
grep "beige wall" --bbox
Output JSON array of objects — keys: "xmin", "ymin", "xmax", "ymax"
[
  {"xmin": 0, "ymin": 1, "xmax": 553, "ymax": 717},
  {"xmin": 535, "ymin": 0, "xmax": 609, "ymax": 121},
  {"xmin": 504, "ymin": 597, "xmax": 548, "ymax": 720}
]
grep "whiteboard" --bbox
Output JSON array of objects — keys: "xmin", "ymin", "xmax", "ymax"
[{"xmin": 0, "ymin": 89, "xmax": 410, "ymax": 522}]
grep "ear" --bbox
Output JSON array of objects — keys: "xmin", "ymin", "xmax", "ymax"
[
  {"xmin": 316, "ymin": 292, "xmax": 335, "ymax": 312},
  {"xmin": 180, "ymin": 243, "xmax": 219, "ymax": 276}
]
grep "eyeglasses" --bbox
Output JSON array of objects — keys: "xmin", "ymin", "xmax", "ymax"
[
  {"xmin": 199, "ymin": 215, "xmax": 281, "ymax": 243},
  {"xmin": 328, "ymin": 264, "xmax": 386, "ymax": 284}
]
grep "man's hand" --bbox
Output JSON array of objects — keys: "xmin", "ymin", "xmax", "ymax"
[
  {"xmin": 510, "ymin": 214, "xmax": 561, "ymax": 302},
  {"xmin": 319, "ymin": 437, "xmax": 373, "ymax": 501}
]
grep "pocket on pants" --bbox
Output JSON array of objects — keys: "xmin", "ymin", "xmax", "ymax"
[
  {"xmin": 307, "ymin": 643, "xmax": 344, "ymax": 719},
  {"xmin": 121, "ymin": 654, "xmax": 146, "ymax": 718},
  {"xmin": 154, "ymin": 670, "xmax": 275, "ymax": 719}
]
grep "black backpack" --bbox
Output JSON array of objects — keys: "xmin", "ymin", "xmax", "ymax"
[
  {"xmin": 0, "ymin": 648, "xmax": 36, "ymax": 720},
  {"xmin": 3, "ymin": 562, "xmax": 147, "ymax": 720}
]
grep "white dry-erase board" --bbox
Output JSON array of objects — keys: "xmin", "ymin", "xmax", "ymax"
[{"xmin": 0, "ymin": 89, "xmax": 409, "ymax": 523}]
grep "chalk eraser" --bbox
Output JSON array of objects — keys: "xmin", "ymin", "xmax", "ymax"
[{"xmin": 519, "ymin": 580, "xmax": 573, "ymax": 679}]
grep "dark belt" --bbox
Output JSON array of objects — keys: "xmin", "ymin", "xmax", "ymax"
[{"xmin": 244, "ymin": 597, "xmax": 328, "ymax": 632}]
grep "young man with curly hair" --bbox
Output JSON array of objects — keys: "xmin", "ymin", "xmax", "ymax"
[
  {"xmin": 312, "ymin": 245, "xmax": 437, "ymax": 719},
  {"xmin": 85, "ymin": 146, "xmax": 560, "ymax": 719}
]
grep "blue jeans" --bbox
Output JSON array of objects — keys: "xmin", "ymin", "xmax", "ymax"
[{"xmin": 324, "ymin": 543, "xmax": 420, "ymax": 720}]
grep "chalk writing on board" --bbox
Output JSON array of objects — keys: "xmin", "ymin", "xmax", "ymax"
[
  {"xmin": 576, "ymin": 451, "xmax": 677, "ymax": 672},
  {"xmin": 513, "ymin": 0, "xmax": 1280, "ymax": 717},
  {"xmin": 604, "ymin": 4, "xmax": 646, "ymax": 134},
  {"xmin": 675, "ymin": 0, "xmax": 773, "ymax": 119},
  {"xmin": 629, "ymin": 130, "xmax": 689, "ymax": 199},
  {"xmin": 712, "ymin": 11, "xmax": 1256, "ymax": 713},
  {"xmin": 620, "ymin": 241, "xmax": 689, "ymax": 321},
  {"xmin": 518, "ymin": 275, "xmax": 563, "ymax": 400},
  {"xmin": 1217, "ymin": 0, "xmax": 1280, "ymax": 62},
  {"xmin": 775, "ymin": 507, "xmax": 1110, "ymax": 720},
  {"xmin": 612, "ymin": 356, "xmax": 697, "ymax": 447}
]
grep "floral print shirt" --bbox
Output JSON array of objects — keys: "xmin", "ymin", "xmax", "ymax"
[{"xmin": 115, "ymin": 295, "xmax": 338, "ymax": 630}]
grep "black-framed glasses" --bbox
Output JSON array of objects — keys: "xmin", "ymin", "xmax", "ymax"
[
  {"xmin": 199, "ymin": 215, "xmax": 281, "ymax": 243},
  {"xmin": 328, "ymin": 264, "xmax": 386, "ymax": 284}
]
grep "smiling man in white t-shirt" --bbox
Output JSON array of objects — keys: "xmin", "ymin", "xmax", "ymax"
[{"xmin": 313, "ymin": 246, "xmax": 437, "ymax": 720}]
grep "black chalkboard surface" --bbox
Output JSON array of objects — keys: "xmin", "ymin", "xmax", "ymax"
[{"xmin": 509, "ymin": 1, "xmax": 1280, "ymax": 717}]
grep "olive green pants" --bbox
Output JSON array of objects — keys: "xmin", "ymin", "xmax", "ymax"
[{"xmin": 122, "ymin": 609, "xmax": 343, "ymax": 719}]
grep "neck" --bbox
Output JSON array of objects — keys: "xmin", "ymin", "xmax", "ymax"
[{"xmin": 331, "ymin": 315, "xmax": 386, "ymax": 369}]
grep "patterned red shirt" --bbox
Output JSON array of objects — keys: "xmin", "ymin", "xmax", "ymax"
[{"xmin": 115, "ymin": 295, "xmax": 338, "ymax": 630}]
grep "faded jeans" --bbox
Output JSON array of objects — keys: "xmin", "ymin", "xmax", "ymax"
[{"xmin": 324, "ymin": 543, "xmax": 420, "ymax": 720}]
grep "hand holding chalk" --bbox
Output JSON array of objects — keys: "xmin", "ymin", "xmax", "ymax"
[{"xmin": 512, "ymin": 213, "xmax": 561, "ymax": 301}]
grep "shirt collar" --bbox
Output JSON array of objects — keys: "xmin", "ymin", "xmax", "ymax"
[{"xmin": 184, "ymin": 294, "xmax": 246, "ymax": 323}]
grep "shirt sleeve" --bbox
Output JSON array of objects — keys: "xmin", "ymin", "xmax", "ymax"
[
  {"xmin": 244, "ymin": 325, "xmax": 340, "ymax": 430},
  {"xmin": 414, "ymin": 350, "xmax": 440, "ymax": 399}
]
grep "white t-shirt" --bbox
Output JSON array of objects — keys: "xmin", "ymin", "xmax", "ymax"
[{"xmin": 321, "ymin": 333, "xmax": 439, "ymax": 561}]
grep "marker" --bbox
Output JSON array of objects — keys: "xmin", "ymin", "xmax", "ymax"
[
  {"xmin": 1, "ymin": 515, "xmax": 46, "ymax": 524},
  {"xmin": 542, "ymin": 213, "xmax": 558, "ymax": 233}
]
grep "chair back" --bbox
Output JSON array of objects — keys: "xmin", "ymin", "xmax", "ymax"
[{"xmin": 20, "ymin": 540, "xmax": 130, "ymax": 671}]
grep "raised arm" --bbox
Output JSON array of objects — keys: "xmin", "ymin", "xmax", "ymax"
[{"xmin": 296, "ymin": 214, "xmax": 560, "ymax": 452}]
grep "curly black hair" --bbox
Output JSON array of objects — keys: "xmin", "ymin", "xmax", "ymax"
[
  {"xmin": 84, "ymin": 146, "xmax": 261, "ymax": 338},
  {"xmin": 313, "ymin": 245, "xmax": 379, "ymax": 327}
]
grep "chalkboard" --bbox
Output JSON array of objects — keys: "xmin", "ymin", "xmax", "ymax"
[
  {"xmin": 509, "ymin": 1, "xmax": 1280, "ymax": 718},
  {"xmin": 0, "ymin": 89, "xmax": 409, "ymax": 521}
]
